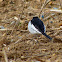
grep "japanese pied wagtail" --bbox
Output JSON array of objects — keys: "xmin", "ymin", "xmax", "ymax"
[{"xmin": 28, "ymin": 17, "xmax": 52, "ymax": 40}]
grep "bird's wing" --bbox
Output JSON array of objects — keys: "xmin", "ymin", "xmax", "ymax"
[{"xmin": 31, "ymin": 19, "xmax": 45, "ymax": 34}]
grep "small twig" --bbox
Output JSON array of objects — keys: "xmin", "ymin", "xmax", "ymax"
[
  {"xmin": 50, "ymin": 27, "xmax": 62, "ymax": 30},
  {"xmin": 0, "ymin": 29, "xmax": 13, "ymax": 31},
  {"xmin": 39, "ymin": 0, "xmax": 51, "ymax": 18},
  {"xmin": 3, "ymin": 48, "xmax": 8, "ymax": 62},
  {"xmin": 15, "ymin": 38, "xmax": 22, "ymax": 44},
  {"xmin": 39, "ymin": 0, "xmax": 47, "ymax": 17},
  {"xmin": 50, "ymin": 9, "xmax": 62, "ymax": 13},
  {"xmin": 0, "ymin": 29, "xmax": 28, "ymax": 32},
  {"xmin": 53, "ymin": 31, "xmax": 59, "ymax": 36},
  {"xmin": 21, "ymin": 50, "xmax": 62, "ymax": 59},
  {"xmin": 20, "ymin": 30, "xmax": 28, "ymax": 32},
  {"xmin": 43, "ymin": 13, "xmax": 55, "ymax": 21},
  {"xmin": 44, "ymin": 8, "xmax": 62, "ymax": 13},
  {"xmin": 59, "ymin": 0, "xmax": 62, "ymax": 9},
  {"xmin": 21, "ymin": 52, "xmax": 51, "ymax": 59}
]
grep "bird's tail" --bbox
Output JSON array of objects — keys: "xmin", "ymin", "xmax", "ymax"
[{"xmin": 42, "ymin": 33, "xmax": 52, "ymax": 40}]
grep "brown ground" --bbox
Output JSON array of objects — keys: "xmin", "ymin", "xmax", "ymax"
[{"xmin": 0, "ymin": 0, "xmax": 62, "ymax": 62}]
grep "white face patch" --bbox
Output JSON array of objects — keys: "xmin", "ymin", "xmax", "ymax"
[{"xmin": 28, "ymin": 21, "xmax": 41, "ymax": 34}]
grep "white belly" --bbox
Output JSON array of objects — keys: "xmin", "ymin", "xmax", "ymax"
[{"xmin": 28, "ymin": 21, "xmax": 41, "ymax": 34}]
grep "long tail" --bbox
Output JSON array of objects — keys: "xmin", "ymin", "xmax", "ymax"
[{"xmin": 42, "ymin": 33, "xmax": 52, "ymax": 40}]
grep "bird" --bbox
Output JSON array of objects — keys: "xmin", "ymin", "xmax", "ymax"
[{"xmin": 28, "ymin": 17, "xmax": 52, "ymax": 40}]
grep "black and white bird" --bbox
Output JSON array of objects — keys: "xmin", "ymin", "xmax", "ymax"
[{"xmin": 28, "ymin": 17, "xmax": 52, "ymax": 40}]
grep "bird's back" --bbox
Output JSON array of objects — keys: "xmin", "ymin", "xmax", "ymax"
[{"xmin": 31, "ymin": 17, "xmax": 45, "ymax": 34}]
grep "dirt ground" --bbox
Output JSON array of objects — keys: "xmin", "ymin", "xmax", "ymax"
[{"xmin": 0, "ymin": 0, "xmax": 62, "ymax": 62}]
